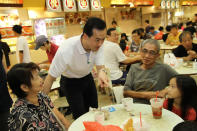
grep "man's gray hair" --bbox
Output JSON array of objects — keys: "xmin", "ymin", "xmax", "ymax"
[
  {"xmin": 179, "ymin": 31, "xmax": 193, "ymax": 43},
  {"xmin": 140, "ymin": 39, "xmax": 160, "ymax": 53}
]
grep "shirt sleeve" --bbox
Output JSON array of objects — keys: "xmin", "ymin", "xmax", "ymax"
[
  {"xmin": 124, "ymin": 65, "xmax": 134, "ymax": 91},
  {"xmin": 165, "ymin": 64, "xmax": 178, "ymax": 80},
  {"xmin": 18, "ymin": 38, "xmax": 25, "ymax": 51},
  {"xmin": 95, "ymin": 44, "xmax": 104, "ymax": 65},
  {"xmin": 185, "ymin": 108, "xmax": 197, "ymax": 121},
  {"xmin": 114, "ymin": 45, "xmax": 127, "ymax": 62},
  {"xmin": 48, "ymin": 48, "xmax": 68, "ymax": 78}
]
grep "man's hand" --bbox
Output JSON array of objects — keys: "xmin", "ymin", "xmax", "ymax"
[
  {"xmin": 98, "ymin": 69, "xmax": 109, "ymax": 88},
  {"xmin": 188, "ymin": 50, "xmax": 197, "ymax": 59}
]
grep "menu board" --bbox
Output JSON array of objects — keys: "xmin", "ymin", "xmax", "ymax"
[
  {"xmin": 34, "ymin": 18, "xmax": 66, "ymax": 37},
  {"xmin": 0, "ymin": 26, "xmax": 33, "ymax": 38},
  {"xmin": 46, "ymin": 0, "xmax": 62, "ymax": 12},
  {"xmin": 78, "ymin": 0, "xmax": 90, "ymax": 12},
  {"xmin": 90, "ymin": 0, "xmax": 101, "ymax": 11},
  {"xmin": 63, "ymin": 0, "xmax": 77, "ymax": 12}
]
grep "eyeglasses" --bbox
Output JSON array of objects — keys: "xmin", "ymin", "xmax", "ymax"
[
  {"xmin": 111, "ymin": 33, "xmax": 119, "ymax": 37},
  {"xmin": 141, "ymin": 48, "xmax": 158, "ymax": 56}
]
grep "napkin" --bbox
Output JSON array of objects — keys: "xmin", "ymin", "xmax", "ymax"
[{"xmin": 83, "ymin": 121, "xmax": 123, "ymax": 131}]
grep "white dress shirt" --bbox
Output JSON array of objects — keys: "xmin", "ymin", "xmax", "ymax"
[
  {"xmin": 103, "ymin": 40, "xmax": 126, "ymax": 80},
  {"xmin": 49, "ymin": 35, "xmax": 104, "ymax": 78}
]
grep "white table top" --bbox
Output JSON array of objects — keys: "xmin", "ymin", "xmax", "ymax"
[
  {"xmin": 160, "ymin": 44, "xmax": 177, "ymax": 50},
  {"xmin": 175, "ymin": 65, "xmax": 197, "ymax": 75},
  {"xmin": 68, "ymin": 104, "xmax": 183, "ymax": 131}
]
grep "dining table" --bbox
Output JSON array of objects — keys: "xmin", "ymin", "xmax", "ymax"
[{"xmin": 68, "ymin": 104, "xmax": 184, "ymax": 131}]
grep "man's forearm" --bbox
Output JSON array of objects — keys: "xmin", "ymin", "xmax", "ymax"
[
  {"xmin": 124, "ymin": 90, "xmax": 155, "ymax": 99},
  {"xmin": 43, "ymin": 74, "xmax": 56, "ymax": 95}
]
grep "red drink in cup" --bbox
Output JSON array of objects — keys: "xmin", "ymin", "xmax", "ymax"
[{"xmin": 150, "ymin": 98, "xmax": 164, "ymax": 119}]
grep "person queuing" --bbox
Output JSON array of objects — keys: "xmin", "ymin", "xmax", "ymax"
[
  {"xmin": 12, "ymin": 25, "xmax": 31, "ymax": 63},
  {"xmin": 7, "ymin": 62, "xmax": 70, "ymax": 130},
  {"xmin": 43, "ymin": 17, "xmax": 109, "ymax": 119},
  {"xmin": 0, "ymin": 34, "xmax": 10, "ymax": 68},
  {"xmin": 0, "ymin": 42, "xmax": 12, "ymax": 131},
  {"xmin": 164, "ymin": 75, "xmax": 197, "ymax": 121},
  {"xmin": 35, "ymin": 35, "xmax": 59, "ymax": 69}
]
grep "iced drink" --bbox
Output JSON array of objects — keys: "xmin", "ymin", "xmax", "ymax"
[{"xmin": 150, "ymin": 98, "xmax": 164, "ymax": 119}]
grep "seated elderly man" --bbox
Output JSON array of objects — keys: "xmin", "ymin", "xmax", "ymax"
[
  {"xmin": 124, "ymin": 39, "xmax": 177, "ymax": 104},
  {"xmin": 104, "ymin": 28, "xmax": 141, "ymax": 85},
  {"xmin": 172, "ymin": 31, "xmax": 197, "ymax": 61}
]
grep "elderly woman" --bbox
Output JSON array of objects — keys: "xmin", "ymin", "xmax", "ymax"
[
  {"xmin": 7, "ymin": 62, "xmax": 70, "ymax": 131},
  {"xmin": 172, "ymin": 31, "xmax": 197, "ymax": 61}
]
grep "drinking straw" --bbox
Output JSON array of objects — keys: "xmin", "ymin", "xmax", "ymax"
[
  {"xmin": 155, "ymin": 91, "xmax": 159, "ymax": 102},
  {"xmin": 140, "ymin": 112, "xmax": 142, "ymax": 127}
]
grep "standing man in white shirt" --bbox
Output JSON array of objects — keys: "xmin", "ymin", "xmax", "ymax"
[
  {"xmin": 12, "ymin": 25, "xmax": 31, "ymax": 63},
  {"xmin": 104, "ymin": 28, "xmax": 141, "ymax": 85},
  {"xmin": 43, "ymin": 17, "xmax": 109, "ymax": 119}
]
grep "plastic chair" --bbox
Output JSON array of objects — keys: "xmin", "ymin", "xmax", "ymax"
[{"xmin": 112, "ymin": 86, "xmax": 124, "ymax": 104}]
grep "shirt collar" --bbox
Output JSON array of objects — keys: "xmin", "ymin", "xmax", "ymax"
[{"xmin": 77, "ymin": 35, "xmax": 88, "ymax": 55}]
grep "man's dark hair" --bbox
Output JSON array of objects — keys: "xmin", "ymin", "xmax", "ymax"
[
  {"xmin": 186, "ymin": 21, "xmax": 193, "ymax": 26},
  {"xmin": 145, "ymin": 20, "xmax": 149, "ymax": 24},
  {"xmin": 83, "ymin": 17, "xmax": 106, "ymax": 37},
  {"xmin": 12, "ymin": 25, "xmax": 22, "ymax": 34},
  {"xmin": 159, "ymin": 26, "xmax": 164, "ymax": 31},
  {"xmin": 166, "ymin": 25, "xmax": 171, "ymax": 32},
  {"xmin": 132, "ymin": 29, "xmax": 141, "ymax": 35},
  {"xmin": 149, "ymin": 26, "xmax": 155, "ymax": 30},
  {"xmin": 7, "ymin": 62, "xmax": 40, "ymax": 99},
  {"xmin": 171, "ymin": 24, "xmax": 178, "ymax": 29},
  {"xmin": 107, "ymin": 28, "xmax": 116, "ymax": 36},
  {"xmin": 112, "ymin": 20, "xmax": 117, "ymax": 25},
  {"xmin": 138, "ymin": 28, "xmax": 145, "ymax": 33},
  {"xmin": 179, "ymin": 31, "xmax": 193, "ymax": 43}
]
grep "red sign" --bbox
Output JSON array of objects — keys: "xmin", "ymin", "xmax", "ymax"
[
  {"xmin": 80, "ymin": 0, "xmax": 88, "ymax": 9},
  {"xmin": 66, "ymin": 0, "xmax": 74, "ymax": 9},
  {"xmin": 93, "ymin": 0, "xmax": 100, "ymax": 9},
  {"xmin": 49, "ymin": 0, "xmax": 60, "ymax": 10}
]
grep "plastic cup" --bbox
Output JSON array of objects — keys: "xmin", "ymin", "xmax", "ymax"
[
  {"xmin": 150, "ymin": 98, "xmax": 164, "ymax": 119},
  {"xmin": 94, "ymin": 111, "xmax": 104, "ymax": 124},
  {"xmin": 122, "ymin": 98, "xmax": 133, "ymax": 111},
  {"xmin": 133, "ymin": 118, "xmax": 150, "ymax": 131}
]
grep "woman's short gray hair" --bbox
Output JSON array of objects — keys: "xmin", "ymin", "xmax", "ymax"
[{"xmin": 140, "ymin": 39, "xmax": 160, "ymax": 53}]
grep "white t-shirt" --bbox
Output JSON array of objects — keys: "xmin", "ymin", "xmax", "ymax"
[
  {"xmin": 49, "ymin": 35, "xmax": 104, "ymax": 78},
  {"xmin": 16, "ymin": 36, "xmax": 31, "ymax": 63},
  {"xmin": 103, "ymin": 40, "xmax": 127, "ymax": 80}
]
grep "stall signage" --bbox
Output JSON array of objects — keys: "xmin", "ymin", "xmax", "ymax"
[
  {"xmin": 161, "ymin": 0, "xmax": 166, "ymax": 9},
  {"xmin": 46, "ymin": 0, "xmax": 62, "ymax": 12},
  {"xmin": 175, "ymin": 0, "xmax": 179, "ymax": 8},
  {"xmin": 171, "ymin": 0, "xmax": 176, "ymax": 9},
  {"xmin": 166, "ymin": 0, "xmax": 171, "ymax": 9},
  {"xmin": 78, "ymin": 0, "xmax": 89, "ymax": 11},
  {"xmin": 91, "ymin": 0, "xmax": 101, "ymax": 11},
  {"xmin": 63, "ymin": 0, "xmax": 77, "ymax": 12}
]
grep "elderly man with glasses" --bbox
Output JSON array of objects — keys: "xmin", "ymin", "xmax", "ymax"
[{"xmin": 124, "ymin": 39, "xmax": 177, "ymax": 104}]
